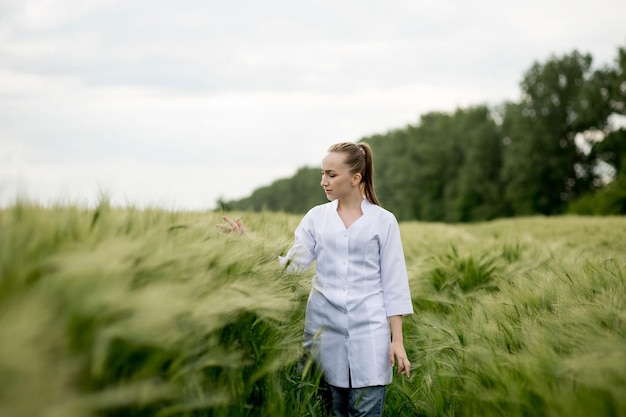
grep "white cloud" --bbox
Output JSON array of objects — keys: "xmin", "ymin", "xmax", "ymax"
[{"xmin": 1, "ymin": 0, "xmax": 625, "ymax": 209}]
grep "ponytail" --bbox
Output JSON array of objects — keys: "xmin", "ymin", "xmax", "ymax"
[{"xmin": 327, "ymin": 142, "xmax": 381, "ymax": 206}]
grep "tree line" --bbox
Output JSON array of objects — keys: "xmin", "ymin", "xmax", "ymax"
[{"xmin": 220, "ymin": 45, "xmax": 626, "ymax": 222}]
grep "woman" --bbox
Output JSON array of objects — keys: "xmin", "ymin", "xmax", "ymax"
[{"xmin": 219, "ymin": 142, "xmax": 413, "ymax": 417}]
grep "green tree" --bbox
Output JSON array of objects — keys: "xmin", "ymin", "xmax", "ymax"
[
  {"xmin": 224, "ymin": 167, "xmax": 326, "ymax": 213},
  {"xmin": 587, "ymin": 45, "xmax": 626, "ymax": 179},
  {"xmin": 222, "ymin": 46, "xmax": 626, "ymax": 220},
  {"xmin": 367, "ymin": 112, "xmax": 461, "ymax": 222},
  {"xmin": 453, "ymin": 106, "xmax": 506, "ymax": 221},
  {"xmin": 607, "ymin": 45, "xmax": 626, "ymax": 116},
  {"xmin": 411, "ymin": 111, "xmax": 464, "ymax": 222},
  {"xmin": 368, "ymin": 106, "xmax": 503, "ymax": 222},
  {"xmin": 365, "ymin": 128, "xmax": 420, "ymax": 221},
  {"xmin": 501, "ymin": 51, "xmax": 608, "ymax": 215},
  {"xmin": 569, "ymin": 45, "xmax": 626, "ymax": 214}
]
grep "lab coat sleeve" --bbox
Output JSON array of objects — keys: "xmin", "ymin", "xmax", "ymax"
[
  {"xmin": 279, "ymin": 210, "xmax": 316, "ymax": 273},
  {"xmin": 380, "ymin": 215, "xmax": 414, "ymax": 317}
]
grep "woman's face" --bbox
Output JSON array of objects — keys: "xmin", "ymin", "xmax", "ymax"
[{"xmin": 320, "ymin": 151, "xmax": 360, "ymax": 201}]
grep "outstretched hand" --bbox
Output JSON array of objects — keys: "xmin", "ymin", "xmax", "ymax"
[{"xmin": 215, "ymin": 216, "xmax": 248, "ymax": 235}]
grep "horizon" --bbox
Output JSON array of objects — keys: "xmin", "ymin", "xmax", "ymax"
[{"xmin": 1, "ymin": 0, "xmax": 625, "ymax": 210}]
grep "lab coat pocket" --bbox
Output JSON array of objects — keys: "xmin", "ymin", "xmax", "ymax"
[
  {"xmin": 305, "ymin": 291, "xmax": 327, "ymax": 328},
  {"xmin": 309, "ymin": 288, "xmax": 326, "ymax": 305},
  {"xmin": 304, "ymin": 290, "xmax": 326, "ymax": 351},
  {"xmin": 364, "ymin": 296, "xmax": 389, "ymax": 336}
]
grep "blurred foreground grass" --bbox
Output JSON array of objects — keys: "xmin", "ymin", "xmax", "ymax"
[{"xmin": 1, "ymin": 201, "xmax": 625, "ymax": 416}]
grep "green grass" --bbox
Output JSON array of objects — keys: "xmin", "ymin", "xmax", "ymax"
[{"xmin": 1, "ymin": 201, "xmax": 625, "ymax": 416}]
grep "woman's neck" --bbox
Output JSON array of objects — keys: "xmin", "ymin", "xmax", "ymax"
[
  {"xmin": 336, "ymin": 191, "xmax": 364, "ymax": 229},
  {"xmin": 337, "ymin": 191, "xmax": 364, "ymax": 211}
]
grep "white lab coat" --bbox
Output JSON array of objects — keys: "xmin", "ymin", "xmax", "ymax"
[{"xmin": 280, "ymin": 199, "xmax": 414, "ymax": 388}]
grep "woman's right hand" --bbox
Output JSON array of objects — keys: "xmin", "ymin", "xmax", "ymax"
[{"xmin": 215, "ymin": 216, "xmax": 248, "ymax": 235}]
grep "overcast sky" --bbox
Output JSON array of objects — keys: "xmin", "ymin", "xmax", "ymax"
[{"xmin": 1, "ymin": 0, "xmax": 625, "ymax": 210}]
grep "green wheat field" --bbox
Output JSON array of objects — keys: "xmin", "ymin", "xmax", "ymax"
[{"xmin": 1, "ymin": 200, "xmax": 625, "ymax": 417}]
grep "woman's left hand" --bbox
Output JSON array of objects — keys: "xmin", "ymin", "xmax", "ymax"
[{"xmin": 390, "ymin": 340, "xmax": 411, "ymax": 377}]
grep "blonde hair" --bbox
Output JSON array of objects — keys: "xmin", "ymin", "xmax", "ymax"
[{"xmin": 327, "ymin": 142, "xmax": 381, "ymax": 206}]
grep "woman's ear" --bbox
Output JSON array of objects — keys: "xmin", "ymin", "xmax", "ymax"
[{"xmin": 352, "ymin": 173, "xmax": 362, "ymax": 187}]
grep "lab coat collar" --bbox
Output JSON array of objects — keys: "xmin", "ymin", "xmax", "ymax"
[{"xmin": 330, "ymin": 198, "xmax": 373, "ymax": 213}]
